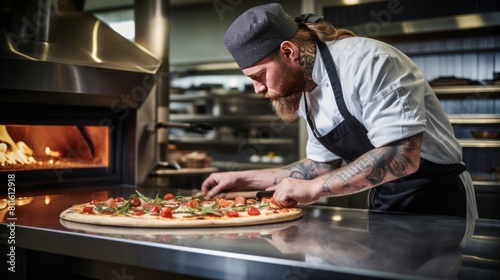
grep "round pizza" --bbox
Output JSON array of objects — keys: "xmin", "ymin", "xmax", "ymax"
[{"xmin": 59, "ymin": 190, "xmax": 303, "ymax": 228}]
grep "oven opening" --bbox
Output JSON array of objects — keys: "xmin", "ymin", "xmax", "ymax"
[
  {"xmin": 0, "ymin": 125, "xmax": 109, "ymax": 171},
  {"xmin": 0, "ymin": 103, "xmax": 137, "ymax": 191}
]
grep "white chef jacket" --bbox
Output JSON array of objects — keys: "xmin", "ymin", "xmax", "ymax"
[{"xmin": 298, "ymin": 37, "xmax": 462, "ymax": 165}]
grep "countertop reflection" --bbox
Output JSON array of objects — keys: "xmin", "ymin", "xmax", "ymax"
[{"xmin": 1, "ymin": 186, "xmax": 499, "ymax": 279}]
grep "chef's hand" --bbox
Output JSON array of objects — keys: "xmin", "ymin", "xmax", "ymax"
[
  {"xmin": 201, "ymin": 172, "xmax": 241, "ymax": 198},
  {"xmin": 266, "ymin": 177, "xmax": 321, "ymax": 208}
]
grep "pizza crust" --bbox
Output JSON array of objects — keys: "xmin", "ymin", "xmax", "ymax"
[
  {"xmin": 60, "ymin": 218, "xmax": 301, "ymax": 235},
  {"xmin": 59, "ymin": 204, "xmax": 303, "ymax": 228}
]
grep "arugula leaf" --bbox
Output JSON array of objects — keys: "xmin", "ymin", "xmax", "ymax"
[
  {"xmin": 115, "ymin": 200, "xmax": 131, "ymax": 214},
  {"xmin": 174, "ymin": 195, "xmax": 192, "ymax": 201},
  {"xmin": 193, "ymin": 203, "xmax": 223, "ymax": 217},
  {"xmin": 135, "ymin": 190, "xmax": 152, "ymax": 202},
  {"xmin": 176, "ymin": 201, "xmax": 223, "ymax": 217},
  {"xmin": 257, "ymin": 202, "xmax": 270, "ymax": 210},
  {"xmin": 220, "ymin": 205, "xmax": 248, "ymax": 212},
  {"xmin": 93, "ymin": 203, "xmax": 105, "ymax": 213},
  {"xmin": 192, "ymin": 193, "xmax": 210, "ymax": 201},
  {"xmin": 151, "ymin": 194, "xmax": 163, "ymax": 206},
  {"xmin": 174, "ymin": 192, "xmax": 210, "ymax": 202},
  {"xmin": 196, "ymin": 208, "xmax": 223, "ymax": 217}
]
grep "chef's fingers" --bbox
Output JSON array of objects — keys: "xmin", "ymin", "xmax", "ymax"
[
  {"xmin": 273, "ymin": 189, "xmax": 298, "ymax": 208},
  {"xmin": 201, "ymin": 174, "xmax": 220, "ymax": 195},
  {"xmin": 202, "ymin": 173, "xmax": 234, "ymax": 197},
  {"xmin": 216, "ymin": 192, "xmax": 227, "ymax": 198},
  {"xmin": 273, "ymin": 195, "xmax": 298, "ymax": 208},
  {"xmin": 265, "ymin": 186, "xmax": 277, "ymax": 191},
  {"xmin": 281, "ymin": 198, "xmax": 298, "ymax": 208},
  {"xmin": 205, "ymin": 183, "xmax": 223, "ymax": 198}
]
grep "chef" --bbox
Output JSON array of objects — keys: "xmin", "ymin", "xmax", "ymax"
[{"xmin": 201, "ymin": 3, "xmax": 478, "ymax": 218}]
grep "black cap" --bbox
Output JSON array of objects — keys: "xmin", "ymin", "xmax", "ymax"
[{"xmin": 224, "ymin": 3, "xmax": 298, "ymax": 69}]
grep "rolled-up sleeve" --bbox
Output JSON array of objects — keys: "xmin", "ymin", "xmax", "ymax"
[{"xmin": 355, "ymin": 53, "xmax": 427, "ymax": 147}]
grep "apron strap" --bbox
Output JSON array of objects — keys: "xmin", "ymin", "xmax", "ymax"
[
  {"xmin": 315, "ymin": 39, "xmax": 352, "ymax": 119},
  {"xmin": 303, "ymin": 93, "xmax": 323, "ymax": 138}
]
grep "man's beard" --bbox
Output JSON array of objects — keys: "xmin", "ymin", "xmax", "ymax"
[{"xmin": 268, "ymin": 58, "xmax": 306, "ymax": 122}]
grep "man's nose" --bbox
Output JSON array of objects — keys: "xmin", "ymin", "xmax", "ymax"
[{"xmin": 253, "ymin": 82, "xmax": 267, "ymax": 95}]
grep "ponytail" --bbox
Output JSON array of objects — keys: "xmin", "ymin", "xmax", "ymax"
[{"xmin": 293, "ymin": 21, "xmax": 356, "ymax": 44}]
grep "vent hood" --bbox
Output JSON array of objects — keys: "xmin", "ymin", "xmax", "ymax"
[{"xmin": 0, "ymin": 0, "xmax": 162, "ymax": 107}]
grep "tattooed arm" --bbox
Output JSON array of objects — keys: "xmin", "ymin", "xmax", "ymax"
[
  {"xmin": 201, "ymin": 157, "xmax": 341, "ymax": 198},
  {"xmin": 270, "ymin": 133, "xmax": 423, "ymax": 207}
]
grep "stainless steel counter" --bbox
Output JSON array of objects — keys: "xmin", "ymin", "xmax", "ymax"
[{"xmin": 1, "ymin": 186, "xmax": 499, "ymax": 279}]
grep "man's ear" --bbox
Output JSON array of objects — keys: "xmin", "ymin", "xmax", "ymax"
[{"xmin": 279, "ymin": 41, "xmax": 298, "ymax": 62}]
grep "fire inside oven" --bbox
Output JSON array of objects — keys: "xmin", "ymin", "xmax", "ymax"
[
  {"xmin": 0, "ymin": 103, "xmax": 136, "ymax": 190},
  {"xmin": 0, "ymin": 125, "xmax": 109, "ymax": 171}
]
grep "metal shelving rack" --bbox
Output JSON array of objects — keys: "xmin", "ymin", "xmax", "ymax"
[
  {"xmin": 168, "ymin": 90, "xmax": 300, "ymax": 172},
  {"xmin": 434, "ymin": 85, "xmax": 500, "ymax": 188}
]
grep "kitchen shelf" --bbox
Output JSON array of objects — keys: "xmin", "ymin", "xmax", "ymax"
[
  {"xmin": 473, "ymin": 180, "xmax": 500, "ymax": 187},
  {"xmin": 152, "ymin": 167, "xmax": 218, "ymax": 176},
  {"xmin": 211, "ymin": 161, "xmax": 283, "ymax": 170},
  {"xmin": 458, "ymin": 139, "xmax": 500, "ymax": 148},
  {"xmin": 170, "ymin": 137, "xmax": 295, "ymax": 145},
  {"xmin": 433, "ymin": 85, "xmax": 500, "ymax": 97},
  {"xmin": 170, "ymin": 114, "xmax": 284, "ymax": 122},
  {"xmin": 403, "ymin": 47, "xmax": 500, "ymax": 57},
  {"xmin": 448, "ymin": 114, "xmax": 500, "ymax": 124},
  {"xmin": 170, "ymin": 92, "xmax": 263, "ymax": 101}
]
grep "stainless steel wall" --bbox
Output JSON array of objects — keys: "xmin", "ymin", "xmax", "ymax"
[{"xmin": 134, "ymin": 0, "xmax": 170, "ymax": 186}]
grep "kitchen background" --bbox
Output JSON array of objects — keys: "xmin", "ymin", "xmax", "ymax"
[{"xmin": 2, "ymin": 0, "xmax": 499, "ymax": 218}]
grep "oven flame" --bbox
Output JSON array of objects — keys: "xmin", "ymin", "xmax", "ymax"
[
  {"xmin": 45, "ymin": 147, "xmax": 61, "ymax": 158},
  {"xmin": 0, "ymin": 125, "xmax": 36, "ymax": 166}
]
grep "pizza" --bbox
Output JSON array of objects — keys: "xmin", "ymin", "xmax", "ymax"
[{"xmin": 59, "ymin": 190, "xmax": 303, "ymax": 228}]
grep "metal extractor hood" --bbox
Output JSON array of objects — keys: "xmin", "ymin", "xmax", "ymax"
[{"xmin": 0, "ymin": 0, "xmax": 162, "ymax": 107}]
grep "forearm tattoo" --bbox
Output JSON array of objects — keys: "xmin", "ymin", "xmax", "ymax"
[
  {"xmin": 277, "ymin": 159, "xmax": 341, "ymax": 183},
  {"xmin": 321, "ymin": 133, "xmax": 422, "ymax": 195}
]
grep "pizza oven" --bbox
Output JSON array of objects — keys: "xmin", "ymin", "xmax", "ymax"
[{"xmin": 0, "ymin": 0, "xmax": 163, "ymax": 192}]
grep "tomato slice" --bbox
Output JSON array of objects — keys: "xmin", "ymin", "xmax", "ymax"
[
  {"xmin": 218, "ymin": 198, "xmax": 233, "ymax": 208},
  {"xmin": 234, "ymin": 196, "xmax": 247, "ymax": 206},
  {"xmin": 101, "ymin": 209, "xmax": 116, "ymax": 215},
  {"xmin": 83, "ymin": 206, "xmax": 94, "ymax": 213},
  {"xmin": 90, "ymin": 199, "xmax": 100, "ymax": 205},
  {"xmin": 269, "ymin": 197, "xmax": 277, "ymax": 205},
  {"xmin": 150, "ymin": 205, "xmax": 161, "ymax": 215},
  {"xmin": 142, "ymin": 202, "xmax": 152, "ymax": 210},
  {"xmin": 186, "ymin": 200, "xmax": 200, "ymax": 208},
  {"xmin": 163, "ymin": 193, "xmax": 175, "ymax": 200},
  {"xmin": 161, "ymin": 207, "xmax": 173, "ymax": 218},
  {"xmin": 129, "ymin": 197, "xmax": 141, "ymax": 207},
  {"xmin": 247, "ymin": 206, "xmax": 261, "ymax": 216},
  {"xmin": 225, "ymin": 210, "xmax": 239, "ymax": 217},
  {"xmin": 133, "ymin": 209, "xmax": 145, "ymax": 216},
  {"xmin": 115, "ymin": 197, "xmax": 125, "ymax": 203}
]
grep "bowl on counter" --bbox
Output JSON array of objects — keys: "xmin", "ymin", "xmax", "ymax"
[{"xmin": 179, "ymin": 151, "xmax": 212, "ymax": 169}]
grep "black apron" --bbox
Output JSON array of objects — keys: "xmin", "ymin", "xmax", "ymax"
[{"xmin": 305, "ymin": 40, "xmax": 467, "ymax": 217}]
